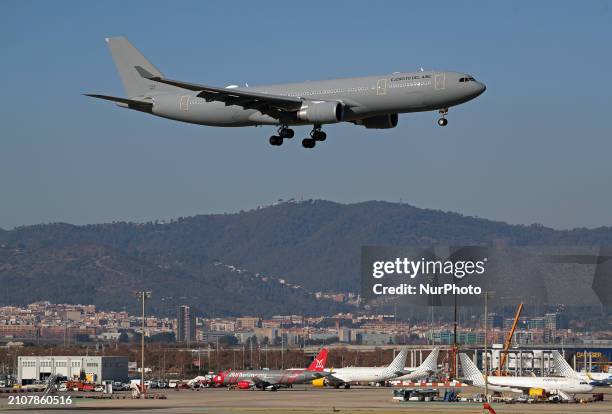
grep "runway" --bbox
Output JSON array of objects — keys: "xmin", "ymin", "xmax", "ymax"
[{"xmin": 2, "ymin": 386, "xmax": 611, "ymax": 414}]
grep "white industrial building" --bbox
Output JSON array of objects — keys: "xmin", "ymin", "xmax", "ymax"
[{"xmin": 17, "ymin": 356, "xmax": 128, "ymax": 385}]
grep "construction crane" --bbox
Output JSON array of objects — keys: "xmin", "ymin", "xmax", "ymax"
[{"xmin": 497, "ymin": 302, "xmax": 523, "ymax": 376}]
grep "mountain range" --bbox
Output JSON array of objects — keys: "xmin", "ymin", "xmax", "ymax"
[{"xmin": 1, "ymin": 200, "xmax": 611, "ymax": 316}]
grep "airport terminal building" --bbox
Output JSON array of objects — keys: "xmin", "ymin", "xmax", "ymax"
[{"xmin": 17, "ymin": 355, "xmax": 128, "ymax": 385}]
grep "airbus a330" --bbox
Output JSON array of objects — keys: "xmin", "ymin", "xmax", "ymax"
[{"xmin": 87, "ymin": 37, "xmax": 486, "ymax": 149}]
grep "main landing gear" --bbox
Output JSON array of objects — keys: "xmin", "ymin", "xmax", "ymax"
[
  {"xmin": 269, "ymin": 126, "xmax": 295, "ymax": 146},
  {"xmin": 269, "ymin": 125, "xmax": 327, "ymax": 148},
  {"xmin": 437, "ymin": 108, "xmax": 448, "ymax": 126},
  {"xmin": 301, "ymin": 126, "xmax": 326, "ymax": 149}
]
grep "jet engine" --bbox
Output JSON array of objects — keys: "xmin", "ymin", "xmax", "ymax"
[
  {"xmin": 297, "ymin": 101, "xmax": 344, "ymax": 124},
  {"xmin": 237, "ymin": 381, "xmax": 252, "ymax": 389},
  {"xmin": 357, "ymin": 114, "xmax": 399, "ymax": 129},
  {"xmin": 311, "ymin": 378, "xmax": 326, "ymax": 387}
]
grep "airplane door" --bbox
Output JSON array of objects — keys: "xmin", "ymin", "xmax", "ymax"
[
  {"xmin": 179, "ymin": 95, "xmax": 190, "ymax": 111},
  {"xmin": 434, "ymin": 73, "xmax": 446, "ymax": 90},
  {"xmin": 376, "ymin": 79, "xmax": 388, "ymax": 96}
]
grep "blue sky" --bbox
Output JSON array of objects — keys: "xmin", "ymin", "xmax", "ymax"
[{"xmin": 1, "ymin": 1, "xmax": 611, "ymax": 229}]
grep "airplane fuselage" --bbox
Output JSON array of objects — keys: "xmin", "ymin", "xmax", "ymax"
[
  {"xmin": 328, "ymin": 366, "xmax": 399, "ymax": 384},
  {"xmin": 148, "ymin": 70, "xmax": 485, "ymax": 127},
  {"xmin": 483, "ymin": 376, "xmax": 594, "ymax": 395},
  {"xmin": 216, "ymin": 369, "xmax": 324, "ymax": 389}
]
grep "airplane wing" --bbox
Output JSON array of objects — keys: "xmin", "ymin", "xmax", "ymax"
[
  {"xmin": 325, "ymin": 373, "xmax": 350, "ymax": 386},
  {"xmin": 134, "ymin": 66, "xmax": 304, "ymax": 118},
  {"xmin": 250, "ymin": 375, "xmax": 277, "ymax": 386},
  {"xmin": 396, "ymin": 369, "xmax": 434, "ymax": 381}
]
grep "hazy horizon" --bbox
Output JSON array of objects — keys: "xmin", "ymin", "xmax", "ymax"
[{"xmin": 2, "ymin": 198, "xmax": 611, "ymax": 232}]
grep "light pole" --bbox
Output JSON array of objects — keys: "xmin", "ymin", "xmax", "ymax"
[
  {"xmin": 136, "ymin": 291, "xmax": 151, "ymax": 397},
  {"xmin": 281, "ymin": 332, "xmax": 284, "ymax": 369},
  {"xmin": 484, "ymin": 291, "xmax": 488, "ymax": 400},
  {"xmin": 216, "ymin": 336, "xmax": 219, "ymax": 371},
  {"xmin": 483, "ymin": 291, "xmax": 494, "ymax": 402}
]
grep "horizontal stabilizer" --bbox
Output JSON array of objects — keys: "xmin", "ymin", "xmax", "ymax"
[{"xmin": 84, "ymin": 94, "xmax": 153, "ymax": 111}]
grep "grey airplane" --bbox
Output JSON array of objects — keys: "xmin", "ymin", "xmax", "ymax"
[
  {"xmin": 213, "ymin": 348, "xmax": 329, "ymax": 391},
  {"xmin": 87, "ymin": 37, "xmax": 486, "ymax": 149}
]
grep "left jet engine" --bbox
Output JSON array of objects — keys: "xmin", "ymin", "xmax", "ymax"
[{"xmin": 297, "ymin": 101, "xmax": 344, "ymax": 124}]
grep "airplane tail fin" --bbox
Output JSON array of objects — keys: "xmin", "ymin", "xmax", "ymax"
[
  {"xmin": 384, "ymin": 347, "xmax": 408, "ymax": 376},
  {"xmin": 308, "ymin": 348, "xmax": 328, "ymax": 371},
  {"xmin": 459, "ymin": 353, "xmax": 485, "ymax": 387},
  {"xmin": 105, "ymin": 36, "xmax": 178, "ymax": 98},
  {"xmin": 412, "ymin": 347, "xmax": 440, "ymax": 376},
  {"xmin": 552, "ymin": 351, "xmax": 580, "ymax": 379}
]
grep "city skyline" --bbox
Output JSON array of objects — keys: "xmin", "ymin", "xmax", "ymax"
[{"xmin": 0, "ymin": 301, "xmax": 602, "ymax": 348}]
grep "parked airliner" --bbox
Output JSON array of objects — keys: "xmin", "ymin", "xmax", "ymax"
[
  {"xmin": 552, "ymin": 351, "xmax": 612, "ymax": 387},
  {"xmin": 87, "ymin": 37, "xmax": 486, "ymax": 149},
  {"xmin": 460, "ymin": 353, "xmax": 593, "ymax": 401},
  {"xmin": 213, "ymin": 348, "xmax": 328, "ymax": 391},
  {"xmin": 322, "ymin": 347, "xmax": 409, "ymax": 389}
]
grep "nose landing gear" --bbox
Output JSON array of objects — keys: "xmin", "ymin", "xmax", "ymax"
[{"xmin": 438, "ymin": 108, "xmax": 448, "ymax": 126}]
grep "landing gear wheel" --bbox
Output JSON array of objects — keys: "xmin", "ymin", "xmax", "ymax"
[
  {"xmin": 344, "ymin": 384, "xmax": 351, "ymax": 389},
  {"xmin": 269, "ymin": 135, "xmax": 283, "ymax": 146},
  {"xmin": 312, "ymin": 130, "xmax": 327, "ymax": 141},
  {"xmin": 437, "ymin": 108, "xmax": 448, "ymax": 127},
  {"xmin": 302, "ymin": 138, "xmax": 316, "ymax": 148},
  {"xmin": 279, "ymin": 128, "xmax": 294, "ymax": 139}
]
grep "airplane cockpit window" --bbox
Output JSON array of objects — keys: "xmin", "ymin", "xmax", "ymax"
[{"xmin": 459, "ymin": 77, "xmax": 476, "ymax": 83}]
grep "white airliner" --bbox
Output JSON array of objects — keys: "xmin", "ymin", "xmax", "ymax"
[
  {"xmin": 460, "ymin": 353, "xmax": 593, "ymax": 400},
  {"xmin": 324, "ymin": 347, "xmax": 409, "ymax": 389},
  {"xmin": 552, "ymin": 351, "xmax": 612, "ymax": 387}
]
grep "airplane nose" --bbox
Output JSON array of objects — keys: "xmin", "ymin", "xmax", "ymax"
[{"xmin": 477, "ymin": 82, "xmax": 486, "ymax": 94}]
